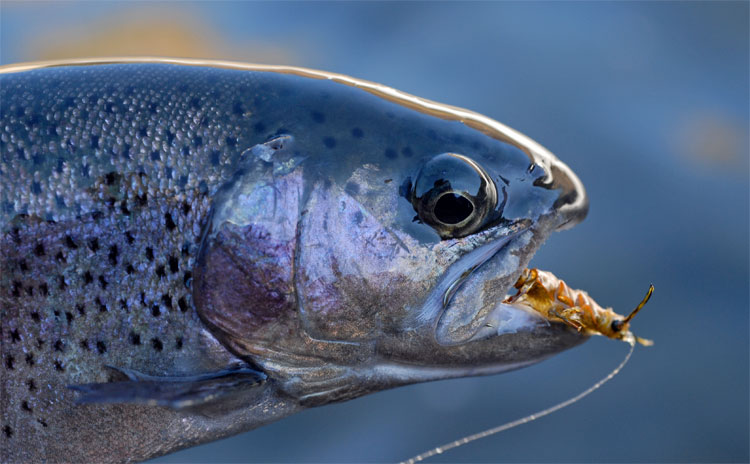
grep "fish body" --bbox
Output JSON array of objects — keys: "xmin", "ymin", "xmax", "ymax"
[{"xmin": 0, "ymin": 59, "xmax": 588, "ymax": 462}]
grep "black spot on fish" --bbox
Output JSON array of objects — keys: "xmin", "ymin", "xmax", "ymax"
[
  {"xmin": 33, "ymin": 243, "xmax": 45, "ymax": 256},
  {"xmin": 169, "ymin": 256, "xmax": 179, "ymax": 273},
  {"xmin": 155, "ymin": 265, "xmax": 166, "ymax": 278},
  {"xmin": 30, "ymin": 312, "xmax": 40, "ymax": 323},
  {"xmin": 54, "ymin": 360, "xmax": 64, "ymax": 372},
  {"xmin": 352, "ymin": 127, "xmax": 364, "ymax": 138},
  {"xmin": 104, "ymin": 172, "xmax": 118, "ymax": 185},
  {"xmin": 83, "ymin": 271, "xmax": 93, "ymax": 285},
  {"xmin": 151, "ymin": 305, "xmax": 161, "ymax": 317},
  {"xmin": 353, "ymin": 211, "xmax": 364, "ymax": 225},
  {"xmin": 232, "ymin": 101, "xmax": 244, "ymax": 116},
  {"xmin": 311, "ymin": 111, "xmax": 325, "ymax": 123},
  {"xmin": 136, "ymin": 193, "xmax": 147, "ymax": 207},
  {"xmin": 5, "ymin": 355, "xmax": 14, "ymax": 370},
  {"xmin": 10, "ymin": 329, "xmax": 20, "ymax": 343},
  {"xmin": 26, "ymin": 379, "xmax": 36, "ymax": 391},
  {"xmin": 26, "ymin": 113, "xmax": 40, "ymax": 127},
  {"xmin": 64, "ymin": 235, "xmax": 78, "ymax": 249},
  {"xmin": 145, "ymin": 247, "xmax": 154, "ymax": 261},
  {"xmin": 39, "ymin": 283, "xmax": 48, "ymax": 296},
  {"xmin": 130, "ymin": 332, "xmax": 141, "ymax": 345},
  {"xmin": 108, "ymin": 246, "xmax": 119, "ymax": 265},
  {"xmin": 139, "ymin": 126, "xmax": 148, "ymax": 138},
  {"xmin": 125, "ymin": 263, "xmax": 135, "ymax": 274},
  {"xmin": 152, "ymin": 338, "xmax": 163, "ymax": 351},
  {"xmin": 165, "ymin": 213, "xmax": 176, "ymax": 231},
  {"xmin": 192, "ymin": 136, "xmax": 203, "ymax": 147},
  {"xmin": 95, "ymin": 297, "xmax": 107, "ymax": 313},
  {"xmin": 345, "ymin": 182, "xmax": 360, "ymax": 196},
  {"xmin": 54, "ymin": 251, "xmax": 65, "ymax": 263},
  {"xmin": 226, "ymin": 136, "xmax": 237, "ymax": 147},
  {"xmin": 176, "ymin": 337, "xmax": 184, "ymax": 350},
  {"xmin": 161, "ymin": 294, "xmax": 173, "ymax": 309},
  {"xmin": 25, "ymin": 286, "xmax": 33, "ymax": 297},
  {"xmin": 120, "ymin": 201, "xmax": 130, "ymax": 216},
  {"xmin": 3, "ymin": 425, "xmax": 12, "ymax": 438},
  {"xmin": 89, "ymin": 238, "xmax": 99, "ymax": 252},
  {"xmin": 210, "ymin": 150, "xmax": 221, "ymax": 166},
  {"xmin": 11, "ymin": 281, "xmax": 21, "ymax": 298},
  {"xmin": 182, "ymin": 145, "xmax": 191, "ymax": 156},
  {"xmin": 385, "ymin": 148, "xmax": 397, "ymax": 159},
  {"xmin": 183, "ymin": 271, "xmax": 192, "ymax": 287},
  {"xmin": 165, "ymin": 130, "xmax": 175, "ymax": 145},
  {"xmin": 25, "ymin": 353, "xmax": 34, "ymax": 366},
  {"xmin": 53, "ymin": 340, "xmax": 64, "ymax": 352},
  {"xmin": 76, "ymin": 303, "xmax": 86, "ymax": 316},
  {"xmin": 98, "ymin": 275, "xmax": 108, "ymax": 289},
  {"xmin": 10, "ymin": 227, "xmax": 20, "ymax": 245},
  {"xmin": 96, "ymin": 341, "xmax": 107, "ymax": 354},
  {"xmin": 21, "ymin": 401, "xmax": 32, "ymax": 413},
  {"xmin": 178, "ymin": 296, "xmax": 188, "ymax": 313},
  {"xmin": 190, "ymin": 96, "xmax": 201, "ymax": 109},
  {"xmin": 79, "ymin": 339, "xmax": 90, "ymax": 351},
  {"xmin": 36, "ymin": 338, "xmax": 44, "ymax": 348},
  {"xmin": 181, "ymin": 201, "xmax": 191, "ymax": 216},
  {"xmin": 125, "ymin": 231, "xmax": 135, "ymax": 244},
  {"xmin": 65, "ymin": 312, "xmax": 74, "ymax": 324},
  {"xmin": 323, "ymin": 137, "xmax": 336, "ymax": 149},
  {"xmin": 37, "ymin": 418, "xmax": 48, "ymax": 428}
]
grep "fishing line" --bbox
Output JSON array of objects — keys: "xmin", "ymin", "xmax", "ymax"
[{"xmin": 401, "ymin": 341, "xmax": 636, "ymax": 464}]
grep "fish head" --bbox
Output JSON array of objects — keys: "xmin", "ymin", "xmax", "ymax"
[{"xmin": 194, "ymin": 74, "xmax": 589, "ymax": 405}]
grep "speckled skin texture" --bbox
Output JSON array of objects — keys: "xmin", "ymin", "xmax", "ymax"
[{"xmin": 1, "ymin": 62, "xmax": 588, "ymax": 462}]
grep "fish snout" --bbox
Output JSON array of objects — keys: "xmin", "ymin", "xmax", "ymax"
[{"xmin": 549, "ymin": 157, "xmax": 589, "ymax": 231}]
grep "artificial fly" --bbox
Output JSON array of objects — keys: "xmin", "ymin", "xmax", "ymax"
[{"xmin": 401, "ymin": 270, "xmax": 653, "ymax": 463}]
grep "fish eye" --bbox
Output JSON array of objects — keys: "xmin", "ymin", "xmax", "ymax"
[
  {"xmin": 611, "ymin": 320, "xmax": 624, "ymax": 332},
  {"xmin": 410, "ymin": 153, "xmax": 498, "ymax": 239}
]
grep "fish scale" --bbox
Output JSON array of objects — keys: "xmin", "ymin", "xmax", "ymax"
[
  {"xmin": 0, "ymin": 168, "xmax": 217, "ymax": 458},
  {"xmin": 0, "ymin": 59, "xmax": 589, "ymax": 462}
]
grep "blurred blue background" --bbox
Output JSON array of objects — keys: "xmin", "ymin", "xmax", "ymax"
[{"xmin": 2, "ymin": 1, "xmax": 747, "ymax": 462}]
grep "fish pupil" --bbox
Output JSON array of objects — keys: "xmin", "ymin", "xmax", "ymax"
[{"xmin": 434, "ymin": 193, "xmax": 473, "ymax": 225}]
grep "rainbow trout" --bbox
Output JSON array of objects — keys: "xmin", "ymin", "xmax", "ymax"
[{"xmin": 0, "ymin": 58, "xmax": 589, "ymax": 462}]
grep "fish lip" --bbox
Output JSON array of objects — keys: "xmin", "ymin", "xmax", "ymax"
[{"xmin": 415, "ymin": 223, "xmax": 537, "ymax": 345}]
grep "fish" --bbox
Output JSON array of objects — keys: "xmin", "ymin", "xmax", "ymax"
[{"xmin": 0, "ymin": 57, "xmax": 589, "ymax": 463}]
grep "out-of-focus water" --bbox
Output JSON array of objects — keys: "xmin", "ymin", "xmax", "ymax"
[{"xmin": 2, "ymin": 2, "xmax": 747, "ymax": 462}]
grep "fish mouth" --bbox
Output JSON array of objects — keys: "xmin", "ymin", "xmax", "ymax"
[{"xmin": 433, "ymin": 226, "xmax": 552, "ymax": 346}]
